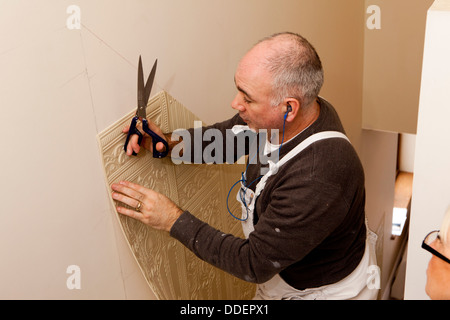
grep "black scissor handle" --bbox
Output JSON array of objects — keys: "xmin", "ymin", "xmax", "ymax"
[
  {"xmin": 124, "ymin": 116, "xmax": 143, "ymax": 156},
  {"xmin": 141, "ymin": 119, "xmax": 169, "ymax": 158},
  {"xmin": 123, "ymin": 116, "xmax": 169, "ymax": 158}
]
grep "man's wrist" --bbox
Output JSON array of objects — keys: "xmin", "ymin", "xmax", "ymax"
[{"xmin": 165, "ymin": 132, "xmax": 184, "ymax": 157}]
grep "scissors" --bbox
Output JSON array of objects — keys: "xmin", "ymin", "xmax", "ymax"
[{"xmin": 124, "ymin": 56, "xmax": 169, "ymax": 158}]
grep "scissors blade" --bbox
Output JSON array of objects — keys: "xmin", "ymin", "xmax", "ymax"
[
  {"xmin": 144, "ymin": 59, "xmax": 157, "ymax": 104},
  {"xmin": 137, "ymin": 56, "xmax": 157, "ymax": 119},
  {"xmin": 137, "ymin": 55, "xmax": 146, "ymax": 118}
]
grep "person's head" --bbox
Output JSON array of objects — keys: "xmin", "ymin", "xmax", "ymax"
[
  {"xmin": 423, "ymin": 207, "xmax": 450, "ymax": 299},
  {"xmin": 231, "ymin": 32, "xmax": 323, "ymax": 133}
]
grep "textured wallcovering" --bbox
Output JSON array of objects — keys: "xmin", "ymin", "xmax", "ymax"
[{"xmin": 97, "ymin": 91, "xmax": 255, "ymax": 299}]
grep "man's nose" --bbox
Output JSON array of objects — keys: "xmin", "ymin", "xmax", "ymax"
[{"xmin": 231, "ymin": 94, "xmax": 245, "ymax": 112}]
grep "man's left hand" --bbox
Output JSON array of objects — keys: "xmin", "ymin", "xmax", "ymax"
[{"xmin": 111, "ymin": 181, "xmax": 183, "ymax": 232}]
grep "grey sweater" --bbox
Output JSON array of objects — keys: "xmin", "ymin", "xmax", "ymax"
[{"xmin": 170, "ymin": 97, "xmax": 366, "ymax": 290}]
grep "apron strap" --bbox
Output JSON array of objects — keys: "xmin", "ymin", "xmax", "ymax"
[
  {"xmin": 248, "ymin": 131, "xmax": 350, "ymax": 213},
  {"xmin": 269, "ymin": 131, "xmax": 349, "ymax": 173}
]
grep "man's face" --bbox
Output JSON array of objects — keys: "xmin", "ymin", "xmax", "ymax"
[{"xmin": 231, "ymin": 48, "xmax": 284, "ymax": 132}]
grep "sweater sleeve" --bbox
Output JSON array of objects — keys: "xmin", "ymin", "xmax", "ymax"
[
  {"xmin": 169, "ymin": 210, "xmax": 273, "ymax": 283},
  {"xmin": 181, "ymin": 113, "xmax": 251, "ymax": 164}
]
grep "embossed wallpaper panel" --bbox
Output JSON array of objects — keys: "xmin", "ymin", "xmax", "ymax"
[{"xmin": 97, "ymin": 91, "xmax": 255, "ymax": 299}]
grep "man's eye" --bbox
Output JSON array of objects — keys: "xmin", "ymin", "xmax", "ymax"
[{"xmin": 243, "ymin": 97, "xmax": 252, "ymax": 104}]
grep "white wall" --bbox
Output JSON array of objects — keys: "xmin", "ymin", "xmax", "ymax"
[
  {"xmin": 398, "ymin": 133, "xmax": 416, "ymax": 173},
  {"xmin": 404, "ymin": 0, "xmax": 450, "ymax": 300},
  {"xmin": 0, "ymin": 0, "xmax": 365, "ymax": 299}
]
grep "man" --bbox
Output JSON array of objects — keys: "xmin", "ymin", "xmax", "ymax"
[{"xmin": 111, "ymin": 32, "xmax": 377, "ymax": 299}]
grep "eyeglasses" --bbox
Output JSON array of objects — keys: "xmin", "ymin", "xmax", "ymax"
[{"xmin": 422, "ymin": 230, "xmax": 450, "ymax": 264}]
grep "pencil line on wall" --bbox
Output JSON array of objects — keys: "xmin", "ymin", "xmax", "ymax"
[
  {"xmin": 79, "ymin": 30, "xmax": 99, "ymax": 134},
  {"xmin": 81, "ymin": 23, "xmax": 136, "ymax": 69}
]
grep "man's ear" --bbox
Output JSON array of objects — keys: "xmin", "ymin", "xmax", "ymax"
[{"xmin": 282, "ymin": 98, "xmax": 300, "ymax": 121}]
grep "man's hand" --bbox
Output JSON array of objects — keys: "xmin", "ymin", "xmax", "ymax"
[
  {"xmin": 122, "ymin": 120, "xmax": 167, "ymax": 156},
  {"xmin": 111, "ymin": 180, "xmax": 183, "ymax": 232}
]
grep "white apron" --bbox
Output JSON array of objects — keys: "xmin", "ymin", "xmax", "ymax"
[{"xmin": 236, "ymin": 131, "xmax": 379, "ymax": 300}]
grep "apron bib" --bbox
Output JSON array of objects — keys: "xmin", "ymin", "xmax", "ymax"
[{"xmin": 235, "ymin": 131, "xmax": 379, "ymax": 300}]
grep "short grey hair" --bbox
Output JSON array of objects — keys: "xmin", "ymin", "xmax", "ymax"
[{"xmin": 256, "ymin": 32, "xmax": 324, "ymax": 108}]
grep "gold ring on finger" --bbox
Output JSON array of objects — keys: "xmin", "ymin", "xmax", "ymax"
[{"xmin": 135, "ymin": 201, "xmax": 142, "ymax": 212}]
